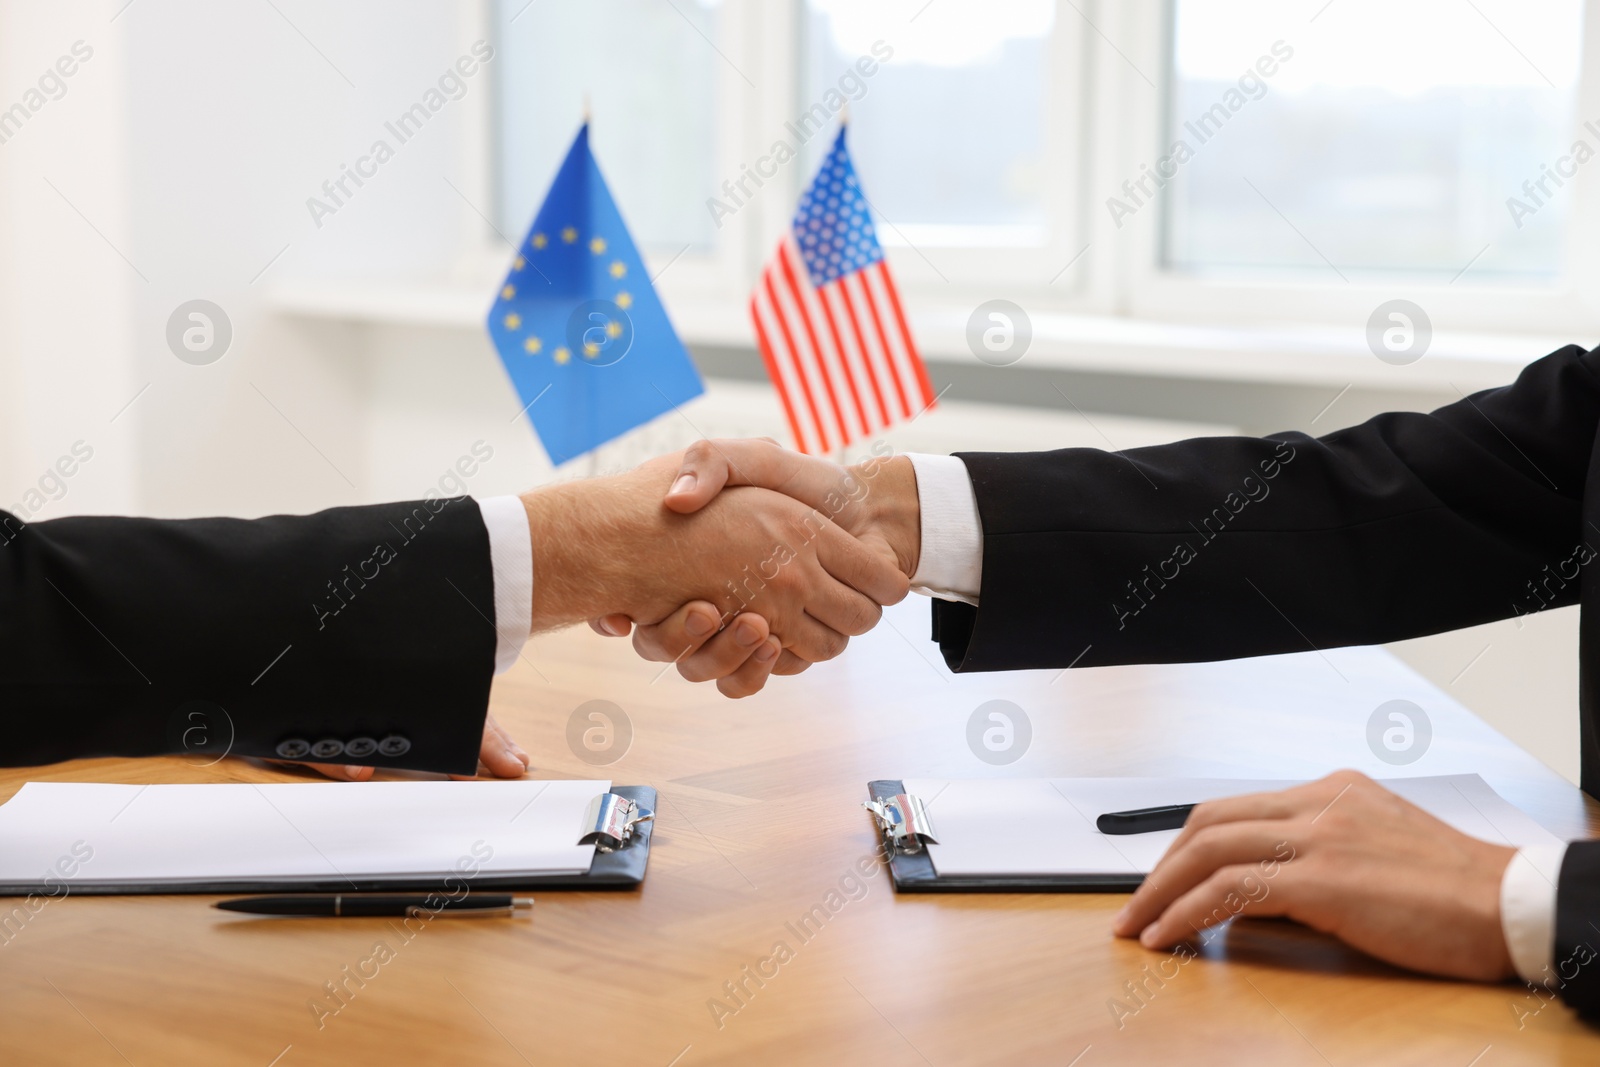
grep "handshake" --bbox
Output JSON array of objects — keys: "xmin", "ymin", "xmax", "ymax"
[
  {"xmin": 303, "ymin": 437, "xmax": 923, "ymax": 784},
  {"xmin": 525, "ymin": 437, "xmax": 922, "ymax": 697}
]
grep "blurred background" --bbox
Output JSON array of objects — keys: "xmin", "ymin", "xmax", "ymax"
[{"xmin": 1, "ymin": 0, "xmax": 1593, "ymax": 779}]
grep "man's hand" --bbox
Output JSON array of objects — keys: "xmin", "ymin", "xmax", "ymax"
[
  {"xmin": 590, "ymin": 601, "xmax": 784, "ymax": 698},
  {"xmin": 296, "ymin": 713, "xmax": 531, "ymax": 781},
  {"xmin": 663, "ymin": 439, "xmax": 920, "ymax": 577},
  {"xmin": 1113, "ymin": 770, "xmax": 1518, "ymax": 981},
  {"xmin": 524, "ymin": 450, "xmax": 909, "ymax": 672},
  {"xmin": 589, "ymin": 439, "xmax": 922, "ymax": 695}
]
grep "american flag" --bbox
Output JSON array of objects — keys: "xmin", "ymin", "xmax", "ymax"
[{"xmin": 750, "ymin": 127, "xmax": 935, "ymax": 454}]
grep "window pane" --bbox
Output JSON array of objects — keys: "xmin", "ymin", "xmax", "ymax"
[
  {"xmin": 803, "ymin": 0, "xmax": 1054, "ymax": 247},
  {"xmin": 1161, "ymin": 0, "xmax": 1583, "ymax": 281},
  {"xmin": 495, "ymin": 0, "xmax": 721, "ymax": 252}
]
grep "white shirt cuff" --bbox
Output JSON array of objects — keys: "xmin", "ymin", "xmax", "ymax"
[
  {"xmin": 1501, "ymin": 842, "xmax": 1566, "ymax": 984},
  {"xmin": 905, "ymin": 453, "xmax": 981, "ymax": 606},
  {"xmin": 476, "ymin": 495, "xmax": 533, "ymax": 675}
]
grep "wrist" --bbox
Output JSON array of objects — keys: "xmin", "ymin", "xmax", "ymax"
[
  {"xmin": 1481, "ymin": 842, "xmax": 1523, "ymax": 982},
  {"xmin": 521, "ymin": 479, "xmax": 641, "ymax": 632},
  {"xmin": 856, "ymin": 454, "xmax": 920, "ymax": 578}
]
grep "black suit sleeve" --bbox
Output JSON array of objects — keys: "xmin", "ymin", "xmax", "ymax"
[
  {"xmin": 0, "ymin": 496, "xmax": 498, "ymax": 776},
  {"xmin": 932, "ymin": 342, "xmax": 1597, "ymax": 673},
  {"xmin": 927, "ymin": 342, "xmax": 1600, "ymax": 1016},
  {"xmin": 1555, "ymin": 841, "xmax": 1600, "ymax": 1016}
]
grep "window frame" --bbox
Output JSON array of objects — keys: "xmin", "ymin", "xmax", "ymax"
[
  {"xmin": 468, "ymin": 0, "xmax": 1600, "ymax": 343},
  {"xmin": 1095, "ymin": 0, "xmax": 1600, "ymax": 335},
  {"xmin": 465, "ymin": 0, "xmax": 760, "ymax": 310},
  {"xmin": 789, "ymin": 1, "xmax": 1093, "ymax": 297}
]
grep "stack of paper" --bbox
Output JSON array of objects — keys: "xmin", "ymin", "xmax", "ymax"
[
  {"xmin": 900, "ymin": 775, "xmax": 1563, "ymax": 877},
  {"xmin": 0, "ymin": 779, "xmax": 610, "ymax": 889}
]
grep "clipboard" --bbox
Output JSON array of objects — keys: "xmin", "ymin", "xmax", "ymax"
[
  {"xmin": 866, "ymin": 779, "xmax": 1141, "ymax": 893},
  {"xmin": 0, "ymin": 785, "xmax": 657, "ymax": 897},
  {"xmin": 868, "ymin": 773, "xmax": 1567, "ymax": 894}
]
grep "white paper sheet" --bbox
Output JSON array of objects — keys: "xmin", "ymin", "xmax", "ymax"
[
  {"xmin": 0, "ymin": 779, "xmax": 611, "ymax": 886},
  {"xmin": 900, "ymin": 775, "xmax": 1564, "ymax": 878}
]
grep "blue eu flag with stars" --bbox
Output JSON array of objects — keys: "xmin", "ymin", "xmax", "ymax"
[{"xmin": 488, "ymin": 124, "xmax": 703, "ymax": 466}]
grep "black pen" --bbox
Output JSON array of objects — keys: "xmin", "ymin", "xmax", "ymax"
[
  {"xmin": 1096, "ymin": 803, "xmax": 1196, "ymax": 835},
  {"xmin": 214, "ymin": 894, "xmax": 534, "ymax": 918}
]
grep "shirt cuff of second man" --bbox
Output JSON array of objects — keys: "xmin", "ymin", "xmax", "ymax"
[{"xmin": 905, "ymin": 453, "xmax": 982, "ymax": 605}]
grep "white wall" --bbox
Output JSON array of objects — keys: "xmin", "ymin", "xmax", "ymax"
[
  {"xmin": 0, "ymin": 1, "xmax": 137, "ymax": 519},
  {"xmin": 116, "ymin": 0, "xmax": 490, "ymax": 519}
]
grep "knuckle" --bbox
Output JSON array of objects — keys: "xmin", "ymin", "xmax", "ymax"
[
  {"xmin": 1187, "ymin": 825, "xmax": 1224, "ymax": 859},
  {"xmin": 630, "ymin": 630, "xmax": 664, "ymax": 661},
  {"xmin": 786, "ymin": 563, "xmax": 812, "ymax": 593},
  {"xmin": 767, "ymin": 565, "xmax": 801, "ymax": 596},
  {"xmin": 1311, "ymin": 807, "xmax": 1351, "ymax": 837},
  {"xmin": 634, "ymin": 625, "xmax": 684, "ymax": 662},
  {"xmin": 677, "ymin": 658, "xmax": 715, "ymax": 684},
  {"xmin": 719, "ymin": 673, "xmax": 757, "ymax": 699},
  {"xmin": 683, "ymin": 439, "xmax": 718, "ymax": 466},
  {"xmin": 1325, "ymin": 768, "xmax": 1371, "ymax": 788},
  {"xmin": 850, "ymin": 601, "xmax": 882, "ymax": 636},
  {"xmin": 848, "ymin": 553, "xmax": 883, "ymax": 594},
  {"xmin": 1210, "ymin": 864, "xmax": 1257, "ymax": 893}
]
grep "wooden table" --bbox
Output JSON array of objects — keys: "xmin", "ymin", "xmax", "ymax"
[{"xmin": 3, "ymin": 600, "xmax": 1597, "ymax": 1066}]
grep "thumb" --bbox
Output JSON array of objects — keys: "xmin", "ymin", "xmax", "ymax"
[
  {"xmin": 663, "ymin": 438, "xmax": 766, "ymax": 513},
  {"xmin": 664, "ymin": 437, "xmax": 835, "ymax": 515}
]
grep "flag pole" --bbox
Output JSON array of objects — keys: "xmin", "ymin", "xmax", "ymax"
[
  {"xmin": 583, "ymin": 90, "xmax": 597, "ymax": 480},
  {"xmin": 835, "ymin": 100, "xmax": 848, "ymax": 467}
]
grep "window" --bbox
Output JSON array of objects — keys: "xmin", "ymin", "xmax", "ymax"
[
  {"xmin": 1162, "ymin": 0, "xmax": 1584, "ymax": 282},
  {"xmin": 483, "ymin": 0, "xmax": 1600, "ymax": 336},
  {"xmin": 494, "ymin": 0, "xmax": 723, "ymax": 253},
  {"xmin": 802, "ymin": 0, "xmax": 1057, "ymax": 249}
]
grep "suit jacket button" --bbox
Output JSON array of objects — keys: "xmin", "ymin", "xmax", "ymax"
[
  {"xmin": 275, "ymin": 738, "xmax": 311, "ymax": 759},
  {"xmin": 310, "ymin": 738, "xmax": 346, "ymax": 759},
  {"xmin": 377, "ymin": 735, "xmax": 411, "ymax": 757},
  {"xmin": 344, "ymin": 737, "xmax": 378, "ymax": 758}
]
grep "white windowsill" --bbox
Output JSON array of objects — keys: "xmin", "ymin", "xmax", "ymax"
[{"xmin": 266, "ymin": 277, "xmax": 1578, "ymax": 393}]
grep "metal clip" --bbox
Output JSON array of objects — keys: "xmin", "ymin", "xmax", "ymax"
[
  {"xmin": 578, "ymin": 792, "xmax": 654, "ymax": 853},
  {"xmin": 862, "ymin": 793, "xmax": 938, "ymax": 854}
]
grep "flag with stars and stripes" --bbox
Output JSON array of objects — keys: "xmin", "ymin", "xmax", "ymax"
[
  {"xmin": 488, "ymin": 123, "xmax": 703, "ymax": 466},
  {"xmin": 750, "ymin": 126, "xmax": 935, "ymax": 455}
]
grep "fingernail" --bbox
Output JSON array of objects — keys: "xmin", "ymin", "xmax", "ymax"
[
  {"xmin": 755, "ymin": 639, "xmax": 779, "ymax": 663},
  {"xmin": 345, "ymin": 765, "xmax": 364, "ymax": 780},
  {"xmin": 735, "ymin": 620, "xmax": 761, "ymax": 646},
  {"xmin": 601, "ymin": 618, "xmax": 628, "ymax": 636},
  {"xmin": 502, "ymin": 748, "xmax": 525, "ymax": 773},
  {"xmin": 1112, "ymin": 904, "xmax": 1130, "ymax": 928},
  {"xmin": 686, "ymin": 611, "xmax": 715, "ymax": 637},
  {"xmin": 512, "ymin": 745, "xmax": 531, "ymax": 766},
  {"xmin": 1139, "ymin": 926, "xmax": 1159, "ymax": 947},
  {"xmin": 669, "ymin": 473, "xmax": 696, "ymax": 496}
]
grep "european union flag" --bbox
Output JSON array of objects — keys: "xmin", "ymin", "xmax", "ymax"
[{"xmin": 488, "ymin": 124, "xmax": 703, "ymax": 466}]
